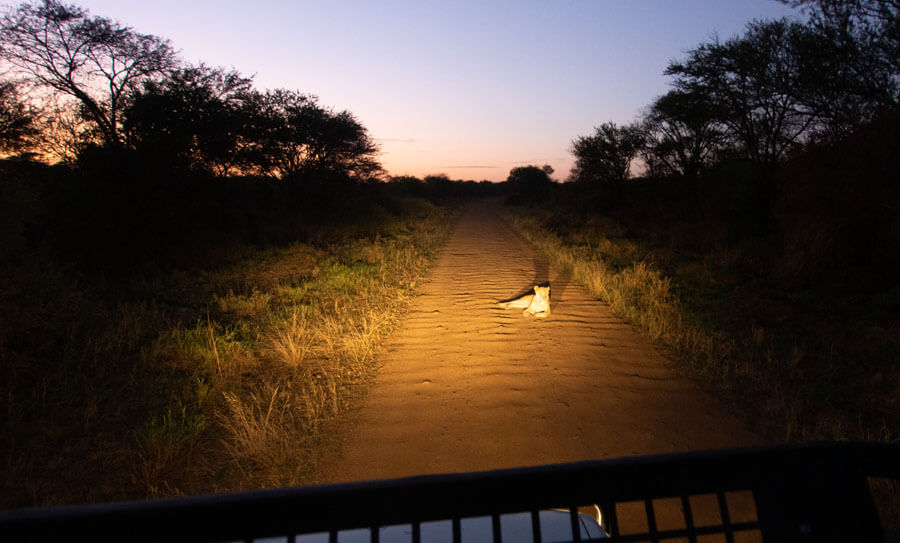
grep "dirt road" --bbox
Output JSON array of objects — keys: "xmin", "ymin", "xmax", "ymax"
[{"xmin": 318, "ymin": 201, "xmax": 756, "ymax": 484}]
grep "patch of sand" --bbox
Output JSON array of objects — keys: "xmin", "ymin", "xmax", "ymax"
[{"xmin": 318, "ymin": 201, "xmax": 757, "ymax": 484}]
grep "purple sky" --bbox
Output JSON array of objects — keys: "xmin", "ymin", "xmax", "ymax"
[{"xmin": 68, "ymin": 0, "xmax": 801, "ymax": 181}]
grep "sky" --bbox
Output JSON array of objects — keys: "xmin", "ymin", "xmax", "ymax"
[{"xmin": 67, "ymin": 0, "xmax": 801, "ymax": 182}]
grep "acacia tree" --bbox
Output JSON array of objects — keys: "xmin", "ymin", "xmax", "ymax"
[
  {"xmin": 570, "ymin": 122, "xmax": 644, "ymax": 184},
  {"xmin": 0, "ymin": 0, "xmax": 178, "ymax": 147},
  {"xmin": 310, "ymin": 109, "xmax": 381, "ymax": 181},
  {"xmin": 640, "ymin": 90, "xmax": 724, "ymax": 179},
  {"xmin": 124, "ymin": 65, "xmax": 255, "ymax": 176},
  {"xmin": 256, "ymin": 89, "xmax": 381, "ymax": 182},
  {"xmin": 506, "ymin": 165, "xmax": 553, "ymax": 194},
  {"xmin": 665, "ymin": 19, "xmax": 825, "ymax": 165}
]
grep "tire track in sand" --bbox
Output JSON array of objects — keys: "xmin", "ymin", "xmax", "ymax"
[{"xmin": 318, "ymin": 200, "xmax": 756, "ymax": 484}]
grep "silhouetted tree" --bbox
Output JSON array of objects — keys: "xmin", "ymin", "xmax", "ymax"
[
  {"xmin": 250, "ymin": 89, "xmax": 317, "ymax": 178},
  {"xmin": 254, "ymin": 89, "xmax": 381, "ymax": 182},
  {"xmin": 570, "ymin": 122, "xmax": 644, "ymax": 183},
  {"xmin": 0, "ymin": 0, "xmax": 177, "ymax": 147},
  {"xmin": 300, "ymin": 109, "xmax": 382, "ymax": 182},
  {"xmin": 0, "ymin": 80, "xmax": 39, "ymax": 155},
  {"xmin": 640, "ymin": 90, "xmax": 723, "ymax": 179},
  {"xmin": 506, "ymin": 165, "xmax": 554, "ymax": 202},
  {"xmin": 665, "ymin": 19, "xmax": 824, "ymax": 165},
  {"xmin": 124, "ymin": 65, "xmax": 254, "ymax": 176},
  {"xmin": 507, "ymin": 165, "xmax": 553, "ymax": 187}
]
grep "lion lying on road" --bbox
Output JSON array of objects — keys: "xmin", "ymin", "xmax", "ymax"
[{"xmin": 498, "ymin": 283, "xmax": 550, "ymax": 318}]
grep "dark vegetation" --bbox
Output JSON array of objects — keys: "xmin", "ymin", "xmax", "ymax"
[
  {"xmin": 0, "ymin": 155, "xmax": 488, "ymax": 505},
  {"xmin": 502, "ymin": 2, "xmax": 899, "ymax": 522},
  {"xmin": 506, "ymin": 0, "xmax": 899, "ymax": 446},
  {"xmin": 0, "ymin": 1, "xmax": 499, "ymax": 506}
]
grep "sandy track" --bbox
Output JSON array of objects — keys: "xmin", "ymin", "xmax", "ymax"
[{"xmin": 318, "ymin": 201, "xmax": 756, "ymax": 484}]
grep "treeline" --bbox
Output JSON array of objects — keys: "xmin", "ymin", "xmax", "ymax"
[
  {"xmin": 572, "ymin": 1, "xmax": 898, "ymax": 185},
  {"xmin": 0, "ymin": 1, "xmax": 501, "ymax": 278},
  {"xmin": 510, "ymin": 0, "xmax": 900, "ymax": 280},
  {"xmin": 0, "ymin": 1, "xmax": 381, "ymax": 182}
]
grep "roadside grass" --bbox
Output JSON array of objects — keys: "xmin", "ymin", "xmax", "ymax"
[
  {"xmin": 0, "ymin": 193, "xmax": 455, "ymax": 506},
  {"xmin": 137, "ymin": 210, "xmax": 452, "ymax": 494},
  {"xmin": 504, "ymin": 208, "xmax": 898, "ymax": 446},
  {"xmin": 507, "ymin": 201, "xmax": 900, "ymax": 527}
]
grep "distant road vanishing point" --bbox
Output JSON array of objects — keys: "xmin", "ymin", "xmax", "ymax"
[{"xmin": 317, "ymin": 200, "xmax": 757, "ymax": 484}]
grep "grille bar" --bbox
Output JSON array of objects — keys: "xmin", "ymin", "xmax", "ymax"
[{"xmin": 0, "ymin": 442, "xmax": 894, "ymax": 543}]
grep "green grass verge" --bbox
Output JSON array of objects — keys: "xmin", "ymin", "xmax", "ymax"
[{"xmin": 1, "ymin": 196, "xmax": 456, "ymax": 506}]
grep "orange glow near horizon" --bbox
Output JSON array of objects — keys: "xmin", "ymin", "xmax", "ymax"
[
  {"xmin": 376, "ymin": 137, "xmax": 575, "ymax": 183},
  {"xmin": 35, "ymin": 1, "xmax": 800, "ymax": 183}
]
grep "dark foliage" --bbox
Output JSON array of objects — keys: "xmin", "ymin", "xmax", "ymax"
[
  {"xmin": 123, "ymin": 65, "xmax": 255, "ymax": 177},
  {"xmin": 773, "ymin": 109, "xmax": 900, "ymax": 282},
  {"xmin": 0, "ymin": 80, "xmax": 40, "ymax": 155},
  {"xmin": 122, "ymin": 70, "xmax": 382, "ymax": 183},
  {"xmin": 573, "ymin": 7, "xmax": 899, "ymax": 246},
  {"xmin": 504, "ymin": 165, "xmax": 555, "ymax": 204},
  {"xmin": 253, "ymin": 89, "xmax": 382, "ymax": 182},
  {"xmin": 640, "ymin": 90, "xmax": 723, "ymax": 180},
  {"xmin": 1, "ymin": 153, "xmax": 491, "ymax": 283},
  {"xmin": 782, "ymin": 0, "xmax": 899, "ymax": 125},
  {"xmin": 664, "ymin": 19, "xmax": 824, "ymax": 165},
  {"xmin": 570, "ymin": 122, "xmax": 644, "ymax": 184}
]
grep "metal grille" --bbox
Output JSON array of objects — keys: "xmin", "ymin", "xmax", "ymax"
[
  {"xmin": 1, "ymin": 442, "xmax": 896, "ymax": 542},
  {"xmin": 599, "ymin": 492, "xmax": 761, "ymax": 542}
]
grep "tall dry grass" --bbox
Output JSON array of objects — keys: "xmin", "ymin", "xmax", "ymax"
[
  {"xmin": 510, "ymin": 214, "xmax": 723, "ymax": 364},
  {"xmin": 1, "ymin": 193, "xmax": 455, "ymax": 506},
  {"xmin": 506, "ymin": 203, "xmax": 898, "ymax": 530},
  {"xmin": 220, "ymin": 383, "xmax": 312, "ymax": 486},
  {"xmin": 505, "ymin": 210, "xmax": 896, "ymax": 445},
  {"xmin": 135, "ymin": 210, "xmax": 453, "ymax": 493}
]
